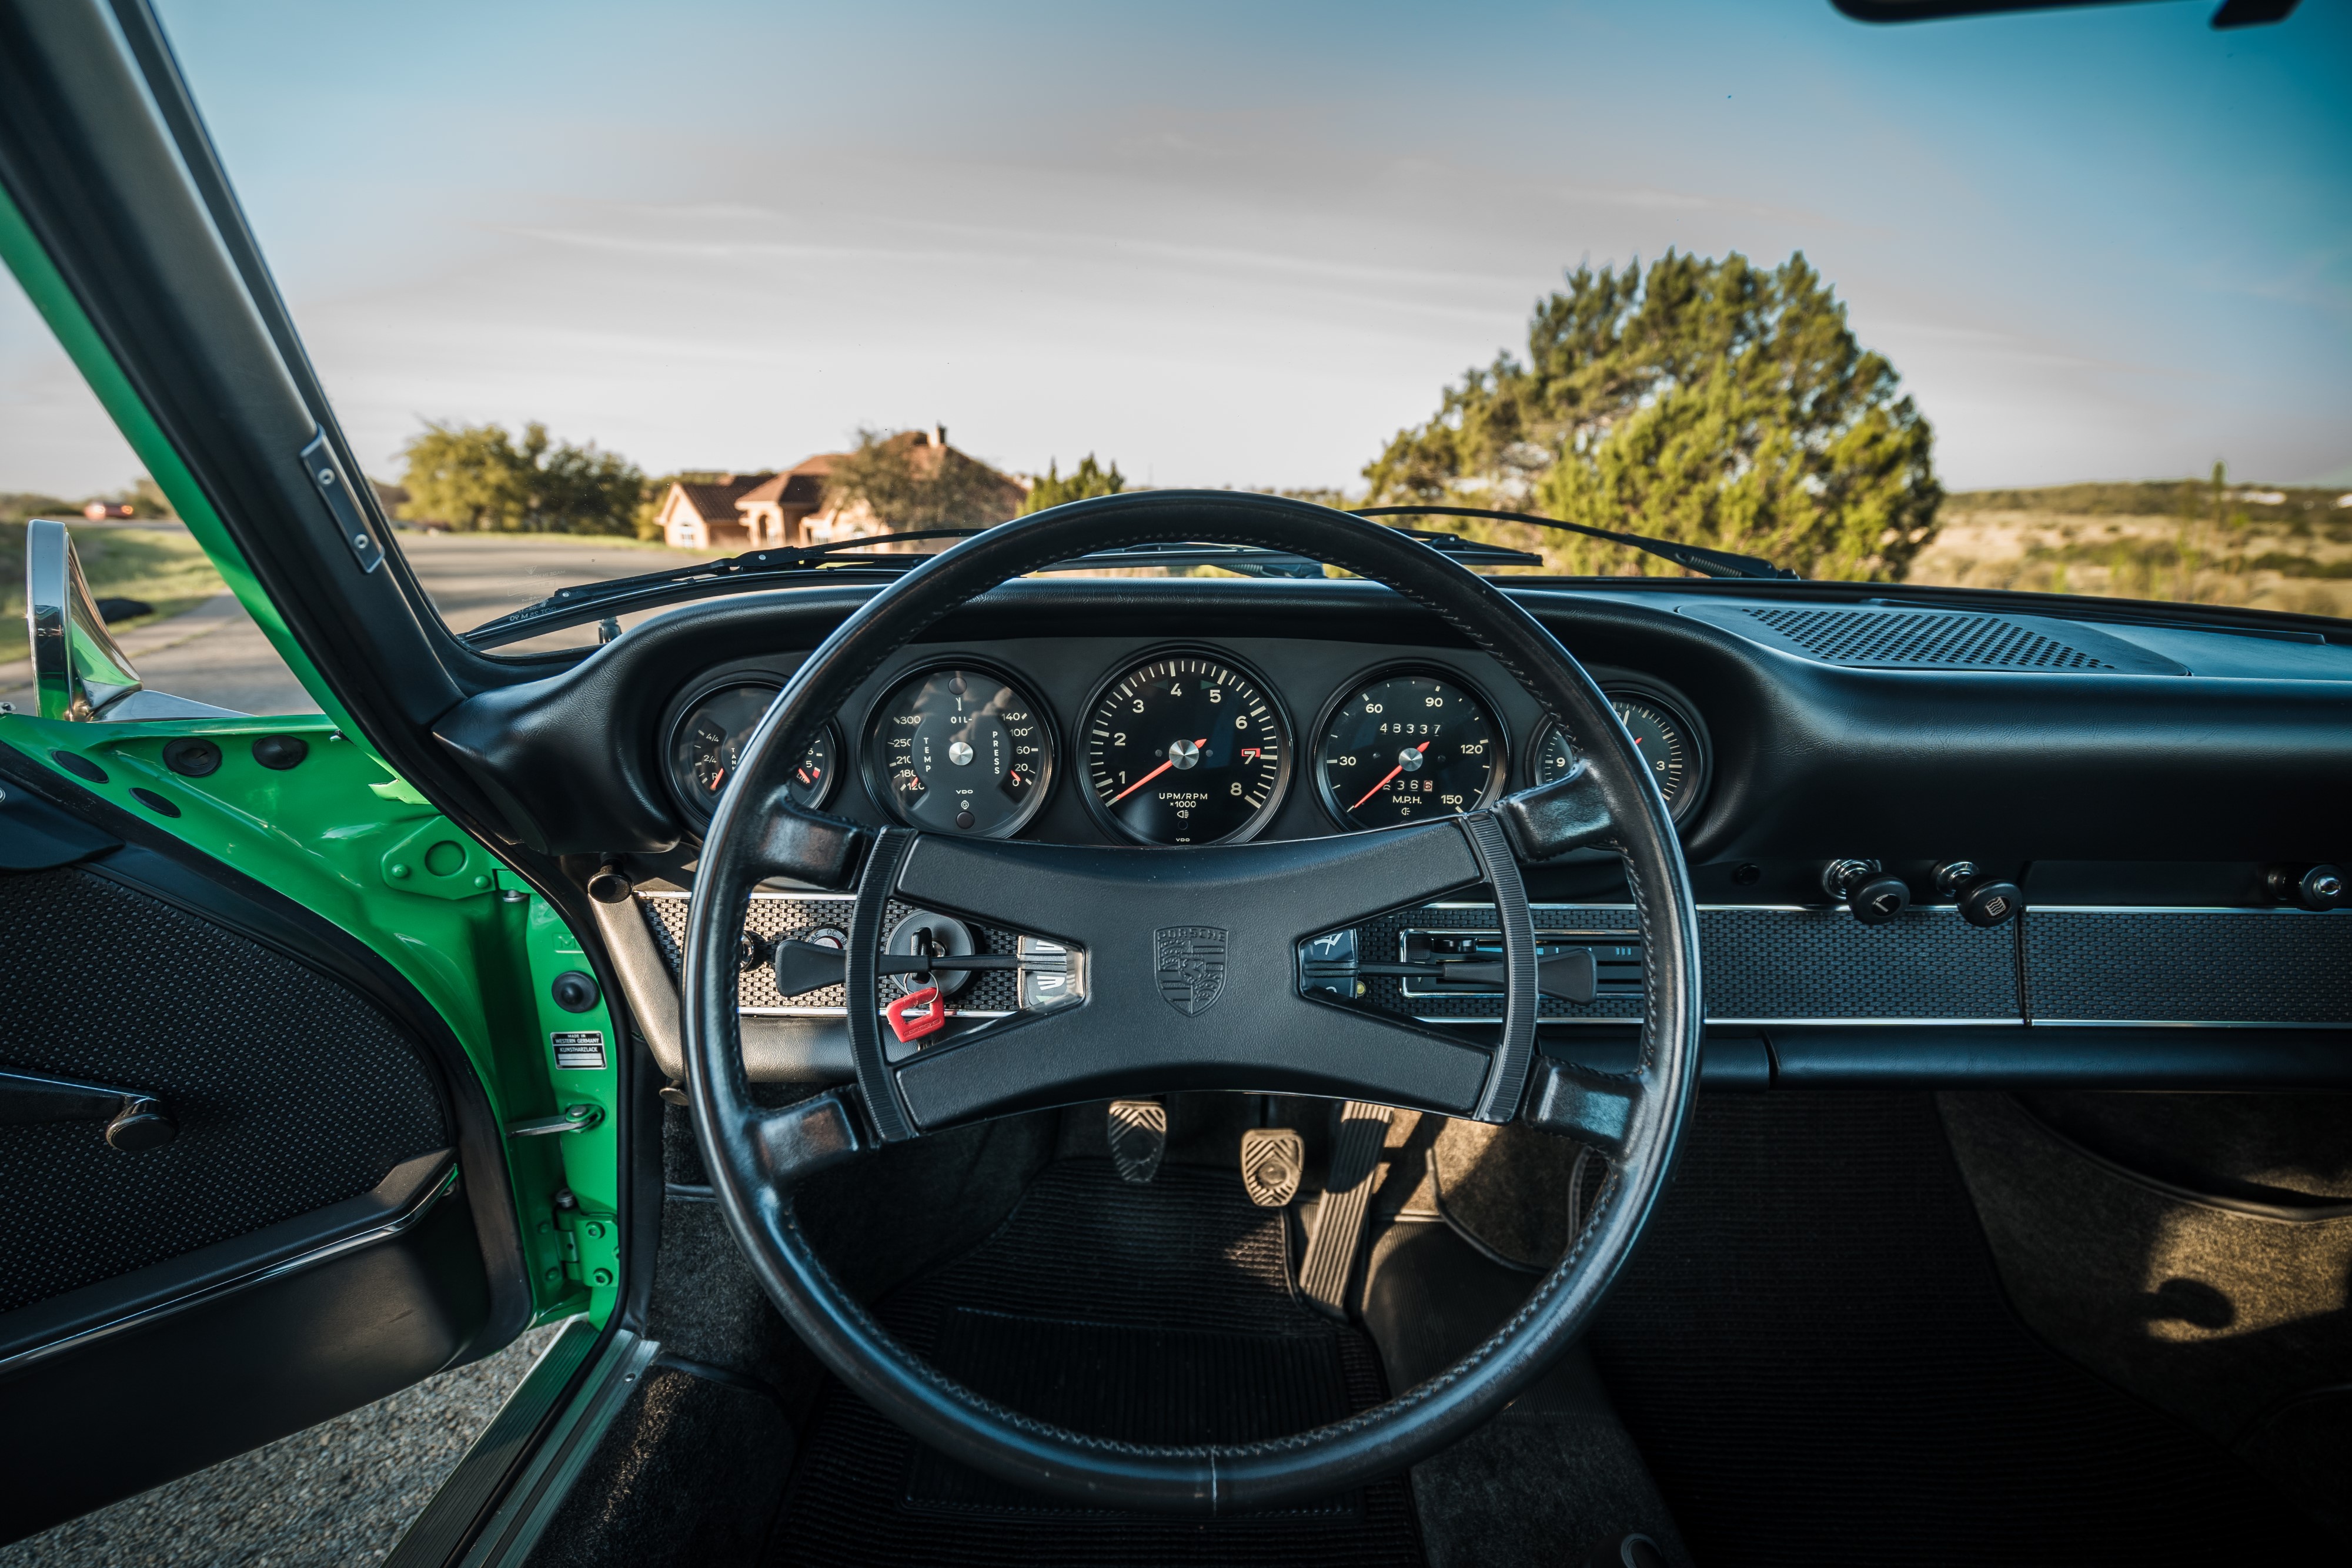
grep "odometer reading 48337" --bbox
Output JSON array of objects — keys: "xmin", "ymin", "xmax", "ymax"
[
  {"xmin": 1083, "ymin": 653, "xmax": 1290, "ymax": 845},
  {"xmin": 1315, "ymin": 671, "xmax": 1505, "ymax": 829}
]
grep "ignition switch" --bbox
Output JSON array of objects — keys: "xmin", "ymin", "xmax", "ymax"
[{"xmin": 1823, "ymin": 859, "xmax": 1910, "ymax": 924}]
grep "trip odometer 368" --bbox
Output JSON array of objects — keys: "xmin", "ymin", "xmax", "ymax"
[
  {"xmin": 1082, "ymin": 651, "xmax": 1290, "ymax": 845},
  {"xmin": 863, "ymin": 662, "xmax": 1054, "ymax": 837},
  {"xmin": 1315, "ymin": 669, "xmax": 1506, "ymax": 829}
]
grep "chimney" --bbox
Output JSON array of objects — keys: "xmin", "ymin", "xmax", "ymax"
[{"xmin": 930, "ymin": 423, "xmax": 947, "ymax": 451}]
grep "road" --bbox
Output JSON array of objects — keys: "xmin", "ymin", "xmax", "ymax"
[{"xmin": 0, "ymin": 532, "xmax": 716, "ymax": 717}]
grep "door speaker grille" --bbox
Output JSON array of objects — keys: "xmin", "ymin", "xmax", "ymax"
[{"xmin": 1742, "ymin": 606, "xmax": 2112, "ymax": 669}]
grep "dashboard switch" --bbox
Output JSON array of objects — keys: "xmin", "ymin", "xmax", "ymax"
[
  {"xmin": 1823, "ymin": 860, "xmax": 1908, "ymax": 924},
  {"xmin": 2267, "ymin": 864, "xmax": 2346, "ymax": 911},
  {"xmin": 1955, "ymin": 877, "xmax": 2023, "ymax": 928}
]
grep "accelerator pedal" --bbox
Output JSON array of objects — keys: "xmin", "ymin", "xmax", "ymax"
[
  {"xmin": 1106, "ymin": 1099, "xmax": 1167, "ymax": 1184},
  {"xmin": 1298, "ymin": 1100, "xmax": 1394, "ymax": 1319}
]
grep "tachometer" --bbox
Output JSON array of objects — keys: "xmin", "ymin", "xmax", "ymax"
[
  {"xmin": 863, "ymin": 663, "xmax": 1054, "ymax": 837},
  {"xmin": 1529, "ymin": 687, "xmax": 1703, "ymax": 818},
  {"xmin": 1081, "ymin": 650, "xmax": 1289, "ymax": 845},
  {"xmin": 1314, "ymin": 669, "xmax": 1506, "ymax": 829},
  {"xmin": 669, "ymin": 681, "xmax": 840, "ymax": 823}
]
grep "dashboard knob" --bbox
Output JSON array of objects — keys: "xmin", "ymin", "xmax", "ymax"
[
  {"xmin": 1848, "ymin": 874, "xmax": 1911, "ymax": 924},
  {"xmin": 1955, "ymin": 877, "xmax": 2023, "ymax": 928},
  {"xmin": 2268, "ymin": 863, "xmax": 2346, "ymax": 911}
]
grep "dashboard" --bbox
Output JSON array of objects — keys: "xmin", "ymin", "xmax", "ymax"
[{"xmin": 435, "ymin": 574, "xmax": 2352, "ymax": 1092}]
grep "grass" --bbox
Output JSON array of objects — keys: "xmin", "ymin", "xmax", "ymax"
[
  {"xmin": 1907, "ymin": 483, "xmax": 2352, "ymax": 621},
  {"xmin": 0, "ymin": 520, "xmax": 227, "ymax": 664}
]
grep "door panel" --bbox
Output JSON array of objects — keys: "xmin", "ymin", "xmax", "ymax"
[
  {"xmin": 0, "ymin": 756, "xmax": 524, "ymax": 1544},
  {"xmin": 0, "ymin": 865, "xmax": 452, "ymax": 1310}
]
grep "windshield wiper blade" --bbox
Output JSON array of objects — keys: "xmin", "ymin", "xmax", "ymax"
[
  {"xmin": 1041, "ymin": 532, "xmax": 1546, "ymax": 579},
  {"xmin": 1349, "ymin": 505, "xmax": 1799, "ymax": 581},
  {"xmin": 460, "ymin": 529, "xmax": 981, "ymax": 648}
]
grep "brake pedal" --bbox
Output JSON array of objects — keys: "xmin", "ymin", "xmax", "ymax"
[
  {"xmin": 1240, "ymin": 1128, "xmax": 1304, "ymax": 1208},
  {"xmin": 1298, "ymin": 1101, "xmax": 1393, "ymax": 1318},
  {"xmin": 1107, "ymin": 1099, "xmax": 1166, "ymax": 1183}
]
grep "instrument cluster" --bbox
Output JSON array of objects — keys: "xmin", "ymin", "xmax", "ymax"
[{"xmin": 664, "ymin": 644, "xmax": 1708, "ymax": 846}]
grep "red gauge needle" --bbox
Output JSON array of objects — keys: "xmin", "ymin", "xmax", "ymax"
[
  {"xmin": 1110, "ymin": 738, "xmax": 1208, "ymax": 804},
  {"xmin": 1349, "ymin": 742, "xmax": 1430, "ymax": 812},
  {"xmin": 709, "ymin": 767, "xmax": 726, "ymax": 791}
]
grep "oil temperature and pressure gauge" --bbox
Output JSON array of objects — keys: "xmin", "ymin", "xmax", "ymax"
[
  {"xmin": 1529, "ymin": 687, "xmax": 1705, "ymax": 819},
  {"xmin": 863, "ymin": 663, "xmax": 1055, "ymax": 837},
  {"xmin": 667, "ymin": 681, "xmax": 839, "ymax": 825},
  {"xmin": 1314, "ymin": 670, "xmax": 1506, "ymax": 830},
  {"xmin": 1082, "ymin": 651, "xmax": 1291, "ymax": 845}
]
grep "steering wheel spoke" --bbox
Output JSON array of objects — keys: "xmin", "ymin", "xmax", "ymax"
[
  {"xmin": 744, "ymin": 793, "xmax": 873, "ymax": 891},
  {"xmin": 1495, "ymin": 756, "xmax": 1617, "ymax": 861},
  {"xmin": 1521, "ymin": 1056, "xmax": 1647, "ymax": 1154}
]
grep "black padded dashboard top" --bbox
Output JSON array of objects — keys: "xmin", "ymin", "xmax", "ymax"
[{"xmin": 433, "ymin": 577, "xmax": 2352, "ymax": 871}]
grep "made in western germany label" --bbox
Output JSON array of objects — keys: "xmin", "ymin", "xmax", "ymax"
[{"xmin": 552, "ymin": 1031, "xmax": 607, "ymax": 1070}]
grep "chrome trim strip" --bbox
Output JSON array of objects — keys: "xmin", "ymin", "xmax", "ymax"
[
  {"xmin": 0, "ymin": 1159, "xmax": 461, "ymax": 1376},
  {"xmin": 2027, "ymin": 1018, "xmax": 2351, "ymax": 1030},
  {"xmin": 740, "ymin": 1005, "xmax": 1013, "ymax": 1019}
]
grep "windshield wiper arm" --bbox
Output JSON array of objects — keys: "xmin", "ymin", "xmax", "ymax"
[
  {"xmin": 461, "ymin": 526, "xmax": 1552, "ymax": 650},
  {"xmin": 1348, "ymin": 505, "xmax": 1799, "ymax": 581}
]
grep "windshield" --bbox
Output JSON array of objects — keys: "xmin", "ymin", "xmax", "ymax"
[{"xmin": 34, "ymin": 2, "xmax": 2350, "ymax": 652}]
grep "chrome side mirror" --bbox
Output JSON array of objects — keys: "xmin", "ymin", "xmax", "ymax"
[{"xmin": 22, "ymin": 519, "xmax": 237, "ymax": 721}]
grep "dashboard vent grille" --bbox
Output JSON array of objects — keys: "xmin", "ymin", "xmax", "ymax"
[{"xmin": 1740, "ymin": 606, "xmax": 2114, "ymax": 670}]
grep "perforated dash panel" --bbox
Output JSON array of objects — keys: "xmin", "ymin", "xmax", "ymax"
[{"xmin": 1743, "ymin": 607, "xmax": 2111, "ymax": 670}]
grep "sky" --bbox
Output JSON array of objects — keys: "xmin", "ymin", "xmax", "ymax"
[{"xmin": 2, "ymin": 0, "xmax": 2347, "ymax": 499}]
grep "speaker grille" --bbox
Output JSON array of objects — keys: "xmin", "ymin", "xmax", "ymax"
[{"xmin": 1743, "ymin": 607, "xmax": 2112, "ymax": 670}]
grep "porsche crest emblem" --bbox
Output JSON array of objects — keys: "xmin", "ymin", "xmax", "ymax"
[{"xmin": 1153, "ymin": 925, "xmax": 1227, "ymax": 1017}]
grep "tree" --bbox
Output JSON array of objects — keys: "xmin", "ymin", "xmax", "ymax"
[
  {"xmin": 1363, "ymin": 251, "xmax": 1942, "ymax": 580},
  {"xmin": 822, "ymin": 427, "xmax": 1024, "ymax": 530},
  {"xmin": 1020, "ymin": 454, "xmax": 1125, "ymax": 513},
  {"xmin": 397, "ymin": 420, "xmax": 646, "ymax": 535}
]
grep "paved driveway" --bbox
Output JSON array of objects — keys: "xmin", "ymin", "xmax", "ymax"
[{"xmin": 0, "ymin": 532, "xmax": 718, "ymax": 717}]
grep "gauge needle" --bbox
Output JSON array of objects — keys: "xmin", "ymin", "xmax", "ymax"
[
  {"xmin": 1109, "ymin": 738, "xmax": 1208, "ymax": 804},
  {"xmin": 1349, "ymin": 742, "xmax": 1430, "ymax": 812}
]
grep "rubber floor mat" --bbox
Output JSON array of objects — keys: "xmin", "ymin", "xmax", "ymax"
[
  {"xmin": 1589, "ymin": 1093, "xmax": 2339, "ymax": 1567},
  {"xmin": 769, "ymin": 1159, "xmax": 1425, "ymax": 1566}
]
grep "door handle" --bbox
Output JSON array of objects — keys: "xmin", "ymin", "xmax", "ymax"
[{"xmin": 0, "ymin": 1067, "xmax": 178, "ymax": 1151}]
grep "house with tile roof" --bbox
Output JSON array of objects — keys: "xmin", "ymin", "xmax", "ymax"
[
  {"xmin": 655, "ymin": 428, "xmax": 1027, "ymax": 551},
  {"xmin": 653, "ymin": 472, "xmax": 777, "ymax": 550}
]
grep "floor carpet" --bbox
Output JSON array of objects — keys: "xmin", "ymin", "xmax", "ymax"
[
  {"xmin": 767, "ymin": 1158, "xmax": 1425, "ymax": 1566},
  {"xmin": 1589, "ymin": 1092, "xmax": 2338, "ymax": 1567}
]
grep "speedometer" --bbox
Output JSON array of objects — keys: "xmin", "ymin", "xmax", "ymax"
[
  {"xmin": 863, "ymin": 662, "xmax": 1054, "ymax": 837},
  {"xmin": 1314, "ymin": 669, "xmax": 1506, "ymax": 829},
  {"xmin": 1081, "ymin": 650, "xmax": 1290, "ymax": 845}
]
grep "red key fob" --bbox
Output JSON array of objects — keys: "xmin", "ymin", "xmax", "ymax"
[{"xmin": 886, "ymin": 985, "xmax": 948, "ymax": 1044}]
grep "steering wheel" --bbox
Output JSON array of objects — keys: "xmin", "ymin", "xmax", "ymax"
[{"xmin": 680, "ymin": 492, "xmax": 1700, "ymax": 1513}]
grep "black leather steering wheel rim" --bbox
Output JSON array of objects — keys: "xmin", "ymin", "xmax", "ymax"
[{"xmin": 680, "ymin": 491, "xmax": 1701, "ymax": 1513}]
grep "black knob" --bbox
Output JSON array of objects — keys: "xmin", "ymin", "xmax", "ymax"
[
  {"xmin": 585, "ymin": 863, "xmax": 632, "ymax": 904},
  {"xmin": 106, "ymin": 1104, "xmax": 178, "ymax": 1152},
  {"xmin": 1849, "ymin": 874, "xmax": 1910, "ymax": 924},
  {"xmin": 1956, "ymin": 877, "xmax": 2023, "ymax": 927},
  {"xmin": 550, "ymin": 970, "xmax": 601, "ymax": 1013},
  {"xmin": 2268, "ymin": 864, "xmax": 2345, "ymax": 911}
]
